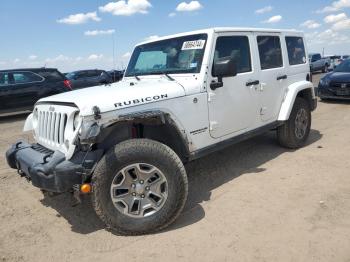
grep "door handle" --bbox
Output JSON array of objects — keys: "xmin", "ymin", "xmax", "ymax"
[
  {"xmin": 246, "ymin": 80, "xmax": 260, "ymax": 87},
  {"xmin": 277, "ymin": 75, "xmax": 287, "ymax": 81}
]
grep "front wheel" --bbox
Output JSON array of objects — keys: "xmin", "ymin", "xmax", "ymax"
[
  {"xmin": 92, "ymin": 139, "xmax": 188, "ymax": 235},
  {"xmin": 277, "ymin": 97, "xmax": 311, "ymax": 149}
]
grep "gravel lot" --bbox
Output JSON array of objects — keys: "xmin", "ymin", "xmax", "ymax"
[{"xmin": 1, "ymin": 73, "xmax": 350, "ymax": 262}]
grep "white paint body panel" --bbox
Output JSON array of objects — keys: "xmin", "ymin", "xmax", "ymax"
[{"xmin": 23, "ymin": 27, "xmax": 314, "ymax": 159}]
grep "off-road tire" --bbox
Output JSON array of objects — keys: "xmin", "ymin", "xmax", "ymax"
[
  {"xmin": 277, "ymin": 97, "xmax": 311, "ymax": 149},
  {"xmin": 91, "ymin": 139, "xmax": 188, "ymax": 235}
]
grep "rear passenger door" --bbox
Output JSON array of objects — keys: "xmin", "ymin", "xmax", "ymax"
[{"xmin": 255, "ymin": 33, "xmax": 287, "ymax": 122}]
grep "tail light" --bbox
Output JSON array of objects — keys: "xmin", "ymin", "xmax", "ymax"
[{"xmin": 63, "ymin": 80, "xmax": 72, "ymax": 90}]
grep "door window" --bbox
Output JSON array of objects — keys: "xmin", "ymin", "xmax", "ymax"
[
  {"xmin": 285, "ymin": 37, "xmax": 306, "ymax": 65},
  {"xmin": 13, "ymin": 72, "xmax": 43, "ymax": 84},
  {"xmin": 213, "ymin": 36, "xmax": 252, "ymax": 74},
  {"xmin": 257, "ymin": 36, "xmax": 283, "ymax": 70}
]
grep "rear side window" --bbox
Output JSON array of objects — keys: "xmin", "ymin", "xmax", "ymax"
[
  {"xmin": 38, "ymin": 70, "xmax": 64, "ymax": 81},
  {"xmin": 0, "ymin": 73, "xmax": 9, "ymax": 86},
  {"xmin": 213, "ymin": 36, "xmax": 252, "ymax": 74},
  {"xmin": 86, "ymin": 70, "xmax": 101, "ymax": 77},
  {"xmin": 13, "ymin": 72, "xmax": 43, "ymax": 84},
  {"xmin": 257, "ymin": 36, "xmax": 283, "ymax": 70},
  {"xmin": 286, "ymin": 37, "xmax": 306, "ymax": 65}
]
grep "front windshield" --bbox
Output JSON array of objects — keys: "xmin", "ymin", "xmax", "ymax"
[
  {"xmin": 334, "ymin": 60, "xmax": 350, "ymax": 72},
  {"xmin": 125, "ymin": 34, "xmax": 208, "ymax": 77}
]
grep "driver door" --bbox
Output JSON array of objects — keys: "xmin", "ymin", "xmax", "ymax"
[{"xmin": 208, "ymin": 32, "xmax": 260, "ymax": 138}]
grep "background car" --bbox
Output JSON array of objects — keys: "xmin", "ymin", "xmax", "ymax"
[
  {"xmin": 341, "ymin": 55, "xmax": 350, "ymax": 61},
  {"xmin": 324, "ymin": 55, "xmax": 341, "ymax": 71},
  {"xmin": 65, "ymin": 69, "xmax": 112, "ymax": 89},
  {"xmin": 318, "ymin": 59, "xmax": 350, "ymax": 100},
  {"xmin": 309, "ymin": 53, "xmax": 330, "ymax": 73},
  {"xmin": 0, "ymin": 68, "xmax": 71, "ymax": 115},
  {"xmin": 107, "ymin": 70, "xmax": 124, "ymax": 83}
]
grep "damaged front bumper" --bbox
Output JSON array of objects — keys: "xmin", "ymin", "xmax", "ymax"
[{"xmin": 6, "ymin": 141, "xmax": 103, "ymax": 193}]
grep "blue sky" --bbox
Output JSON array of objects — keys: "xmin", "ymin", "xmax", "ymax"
[{"xmin": 1, "ymin": 0, "xmax": 350, "ymax": 72}]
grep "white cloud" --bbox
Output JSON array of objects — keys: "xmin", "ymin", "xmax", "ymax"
[
  {"xmin": 176, "ymin": 1, "xmax": 203, "ymax": 12},
  {"xmin": 28, "ymin": 55, "xmax": 38, "ymax": 60},
  {"xmin": 332, "ymin": 18, "xmax": 350, "ymax": 30},
  {"xmin": 57, "ymin": 12, "xmax": 101, "ymax": 25},
  {"xmin": 99, "ymin": 0, "xmax": 151, "ymax": 16},
  {"xmin": 143, "ymin": 35, "xmax": 160, "ymax": 41},
  {"xmin": 262, "ymin": 15, "xmax": 282, "ymax": 24},
  {"xmin": 255, "ymin": 6, "xmax": 273, "ymax": 14},
  {"xmin": 84, "ymin": 29, "xmax": 115, "ymax": 36},
  {"xmin": 122, "ymin": 52, "xmax": 132, "ymax": 58},
  {"xmin": 0, "ymin": 54, "xmax": 130, "ymax": 72},
  {"xmin": 316, "ymin": 0, "xmax": 350, "ymax": 13},
  {"xmin": 305, "ymin": 29, "xmax": 350, "ymax": 46},
  {"xmin": 87, "ymin": 54, "xmax": 104, "ymax": 60},
  {"xmin": 324, "ymin": 13, "xmax": 347, "ymax": 23},
  {"xmin": 169, "ymin": 12, "xmax": 176, "ymax": 17},
  {"xmin": 300, "ymin": 20, "xmax": 321, "ymax": 29},
  {"xmin": 44, "ymin": 55, "xmax": 70, "ymax": 64}
]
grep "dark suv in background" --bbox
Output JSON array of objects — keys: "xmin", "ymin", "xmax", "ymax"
[
  {"xmin": 65, "ymin": 69, "xmax": 112, "ymax": 89},
  {"xmin": 0, "ymin": 68, "xmax": 71, "ymax": 115}
]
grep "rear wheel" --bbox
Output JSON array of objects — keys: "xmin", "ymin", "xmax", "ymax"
[
  {"xmin": 277, "ymin": 98, "xmax": 311, "ymax": 149},
  {"xmin": 92, "ymin": 139, "xmax": 188, "ymax": 235}
]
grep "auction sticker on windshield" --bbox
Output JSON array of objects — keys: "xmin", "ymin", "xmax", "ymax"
[{"xmin": 182, "ymin": 40, "xmax": 206, "ymax": 50}]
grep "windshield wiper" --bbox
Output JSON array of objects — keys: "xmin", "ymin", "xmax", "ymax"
[
  {"xmin": 134, "ymin": 74, "xmax": 141, "ymax": 81},
  {"xmin": 162, "ymin": 72, "xmax": 175, "ymax": 81}
]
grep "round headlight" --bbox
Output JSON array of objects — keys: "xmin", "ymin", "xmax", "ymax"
[{"xmin": 73, "ymin": 112, "xmax": 81, "ymax": 130}]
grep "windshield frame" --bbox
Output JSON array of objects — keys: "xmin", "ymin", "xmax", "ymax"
[{"xmin": 124, "ymin": 33, "xmax": 208, "ymax": 77}]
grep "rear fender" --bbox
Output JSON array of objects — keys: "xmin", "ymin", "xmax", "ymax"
[{"xmin": 278, "ymin": 81, "xmax": 315, "ymax": 121}]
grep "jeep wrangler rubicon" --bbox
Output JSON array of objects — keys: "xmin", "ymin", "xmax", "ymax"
[{"xmin": 6, "ymin": 28, "xmax": 317, "ymax": 235}]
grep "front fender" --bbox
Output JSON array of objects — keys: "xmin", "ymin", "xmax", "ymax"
[
  {"xmin": 278, "ymin": 81, "xmax": 315, "ymax": 121},
  {"xmin": 23, "ymin": 113, "xmax": 34, "ymax": 132}
]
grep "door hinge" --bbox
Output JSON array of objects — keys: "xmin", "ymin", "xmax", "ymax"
[
  {"xmin": 208, "ymin": 92, "xmax": 216, "ymax": 102},
  {"xmin": 209, "ymin": 121, "xmax": 218, "ymax": 131}
]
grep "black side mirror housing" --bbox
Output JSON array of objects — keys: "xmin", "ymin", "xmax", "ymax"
[{"xmin": 211, "ymin": 57, "xmax": 237, "ymax": 90}]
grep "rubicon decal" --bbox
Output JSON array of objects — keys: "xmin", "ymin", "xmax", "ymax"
[{"xmin": 115, "ymin": 94, "xmax": 169, "ymax": 108}]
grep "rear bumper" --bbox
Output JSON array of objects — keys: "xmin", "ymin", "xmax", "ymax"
[{"xmin": 6, "ymin": 141, "xmax": 103, "ymax": 193}]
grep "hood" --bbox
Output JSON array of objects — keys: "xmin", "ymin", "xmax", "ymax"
[
  {"xmin": 327, "ymin": 72, "xmax": 350, "ymax": 83},
  {"xmin": 38, "ymin": 79, "xmax": 186, "ymax": 116}
]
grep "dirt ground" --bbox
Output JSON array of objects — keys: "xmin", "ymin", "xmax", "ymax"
[{"xmin": 1, "ymin": 73, "xmax": 350, "ymax": 262}]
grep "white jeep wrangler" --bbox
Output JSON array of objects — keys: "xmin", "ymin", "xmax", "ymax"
[{"xmin": 6, "ymin": 28, "xmax": 317, "ymax": 235}]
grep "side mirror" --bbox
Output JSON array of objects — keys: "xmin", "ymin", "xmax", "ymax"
[{"xmin": 211, "ymin": 57, "xmax": 237, "ymax": 90}]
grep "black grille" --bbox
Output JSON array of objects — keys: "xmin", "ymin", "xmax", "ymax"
[{"xmin": 331, "ymin": 82, "xmax": 350, "ymax": 88}]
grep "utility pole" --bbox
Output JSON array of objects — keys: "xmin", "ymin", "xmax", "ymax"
[{"xmin": 112, "ymin": 30, "xmax": 116, "ymax": 70}]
